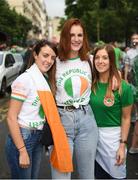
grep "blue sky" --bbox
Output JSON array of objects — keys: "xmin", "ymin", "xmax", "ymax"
[{"xmin": 44, "ymin": 0, "xmax": 65, "ymax": 17}]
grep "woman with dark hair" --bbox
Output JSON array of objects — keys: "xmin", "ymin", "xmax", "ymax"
[
  {"xmin": 90, "ymin": 44, "xmax": 133, "ymax": 179},
  {"xmin": 5, "ymin": 39, "xmax": 72, "ymax": 179},
  {"xmin": 50, "ymin": 18, "xmax": 98, "ymax": 179}
]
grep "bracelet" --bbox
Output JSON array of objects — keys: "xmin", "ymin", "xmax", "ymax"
[
  {"xmin": 120, "ymin": 139, "xmax": 127, "ymax": 144},
  {"xmin": 18, "ymin": 145, "xmax": 25, "ymax": 151}
]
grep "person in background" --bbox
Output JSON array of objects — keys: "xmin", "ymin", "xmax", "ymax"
[
  {"xmin": 124, "ymin": 32, "xmax": 138, "ymax": 154},
  {"xmin": 50, "ymin": 18, "xmax": 98, "ymax": 179},
  {"xmin": 120, "ymin": 46, "xmax": 130, "ymax": 78},
  {"xmin": 124, "ymin": 32, "xmax": 138, "ymax": 82},
  {"xmin": 51, "ymin": 36, "xmax": 59, "ymax": 46},
  {"xmin": 110, "ymin": 41, "xmax": 123, "ymax": 70},
  {"xmin": 20, "ymin": 44, "xmax": 34, "ymax": 73},
  {"xmin": 0, "ymin": 42, "xmax": 7, "ymax": 51},
  {"xmin": 129, "ymin": 57, "xmax": 138, "ymax": 154},
  {"xmin": 5, "ymin": 40, "xmax": 58, "ymax": 179},
  {"xmin": 90, "ymin": 44, "xmax": 133, "ymax": 179}
]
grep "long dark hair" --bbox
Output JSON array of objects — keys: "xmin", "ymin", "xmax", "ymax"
[
  {"xmin": 27, "ymin": 39, "xmax": 58, "ymax": 68},
  {"xmin": 92, "ymin": 44, "xmax": 121, "ymax": 98}
]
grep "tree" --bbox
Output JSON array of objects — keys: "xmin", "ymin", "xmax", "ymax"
[
  {"xmin": 0, "ymin": 0, "xmax": 32, "ymax": 46},
  {"xmin": 63, "ymin": 0, "xmax": 138, "ymax": 45}
]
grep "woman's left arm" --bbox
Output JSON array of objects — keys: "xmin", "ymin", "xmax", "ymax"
[{"xmin": 115, "ymin": 105, "xmax": 132, "ymax": 166}]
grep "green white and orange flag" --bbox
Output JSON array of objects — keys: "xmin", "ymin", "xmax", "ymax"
[{"xmin": 27, "ymin": 63, "xmax": 73, "ymax": 172}]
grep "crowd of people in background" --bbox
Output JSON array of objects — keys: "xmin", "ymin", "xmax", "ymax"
[
  {"xmin": 0, "ymin": 18, "xmax": 138, "ymax": 179},
  {"xmin": 124, "ymin": 32, "xmax": 138, "ymax": 154}
]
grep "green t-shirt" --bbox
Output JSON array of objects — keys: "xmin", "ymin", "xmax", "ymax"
[
  {"xmin": 114, "ymin": 47, "xmax": 122, "ymax": 69},
  {"xmin": 90, "ymin": 80, "xmax": 134, "ymax": 127}
]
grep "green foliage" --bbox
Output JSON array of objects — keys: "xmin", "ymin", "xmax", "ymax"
[
  {"xmin": 0, "ymin": 0, "xmax": 32, "ymax": 46},
  {"xmin": 58, "ymin": 17, "xmax": 66, "ymax": 32},
  {"xmin": 64, "ymin": 0, "xmax": 138, "ymax": 45}
]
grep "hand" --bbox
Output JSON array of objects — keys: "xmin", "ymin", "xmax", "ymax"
[
  {"xmin": 112, "ymin": 71, "xmax": 121, "ymax": 90},
  {"xmin": 115, "ymin": 144, "xmax": 126, "ymax": 166},
  {"xmin": 112, "ymin": 76, "xmax": 118, "ymax": 90},
  {"xmin": 19, "ymin": 148, "xmax": 30, "ymax": 168}
]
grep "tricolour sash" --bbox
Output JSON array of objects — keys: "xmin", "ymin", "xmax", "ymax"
[{"xmin": 27, "ymin": 64, "xmax": 73, "ymax": 172}]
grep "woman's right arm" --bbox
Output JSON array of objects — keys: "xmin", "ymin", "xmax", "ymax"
[{"xmin": 7, "ymin": 99, "xmax": 30, "ymax": 168}]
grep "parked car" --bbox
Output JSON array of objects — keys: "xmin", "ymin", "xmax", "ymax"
[
  {"xmin": 13, "ymin": 53, "xmax": 24, "ymax": 74},
  {"xmin": 0, "ymin": 51, "xmax": 21, "ymax": 95}
]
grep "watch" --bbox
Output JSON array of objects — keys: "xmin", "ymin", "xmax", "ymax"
[{"xmin": 120, "ymin": 139, "xmax": 127, "ymax": 144}]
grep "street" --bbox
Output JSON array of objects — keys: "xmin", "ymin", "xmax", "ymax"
[{"xmin": 0, "ymin": 93, "xmax": 138, "ymax": 179}]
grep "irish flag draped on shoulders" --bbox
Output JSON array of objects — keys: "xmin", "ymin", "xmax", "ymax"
[{"xmin": 27, "ymin": 63, "xmax": 73, "ymax": 172}]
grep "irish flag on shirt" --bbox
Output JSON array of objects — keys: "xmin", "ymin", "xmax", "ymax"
[
  {"xmin": 64, "ymin": 76, "xmax": 89, "ymax": 98},
  {"xmin": 11, "ymin": 92, "xmax": 27, "ymax": 102},
  {"xmin": 56, "ymin": 58, "xmax": 92, "ymax": 106},
  {"xmin": 27, "ymin": 64, "xmax": 73, "ymax": 173}
]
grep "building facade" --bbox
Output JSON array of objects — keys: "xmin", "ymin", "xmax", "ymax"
[
  {"xmin": 6, "ymin": 0, "xmax": 48, "ymax": 40},
  {"xmin": 48, "ymin": 17, "xmax": 61, "ymax": 43}
]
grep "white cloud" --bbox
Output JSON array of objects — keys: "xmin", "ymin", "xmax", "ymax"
[{"xmin": 44, "ymin": 0, "xmax": 65, "ymax": 17}]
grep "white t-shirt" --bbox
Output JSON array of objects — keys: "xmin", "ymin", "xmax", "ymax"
[
  {"xmin": 55, "ymin": 57, "xmax": 92, "ymax": 107},
  {"xmin": 11, "ymin": 72, "xmax": 45, "ymax": 130},
  {"xmin": 125, "ymin": 47, "xmax": 138, "ymax": 66}
]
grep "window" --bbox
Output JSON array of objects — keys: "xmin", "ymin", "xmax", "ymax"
[{"xmin": 5, "ymin": 54, "xmax": 15, "ymax": 67}]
